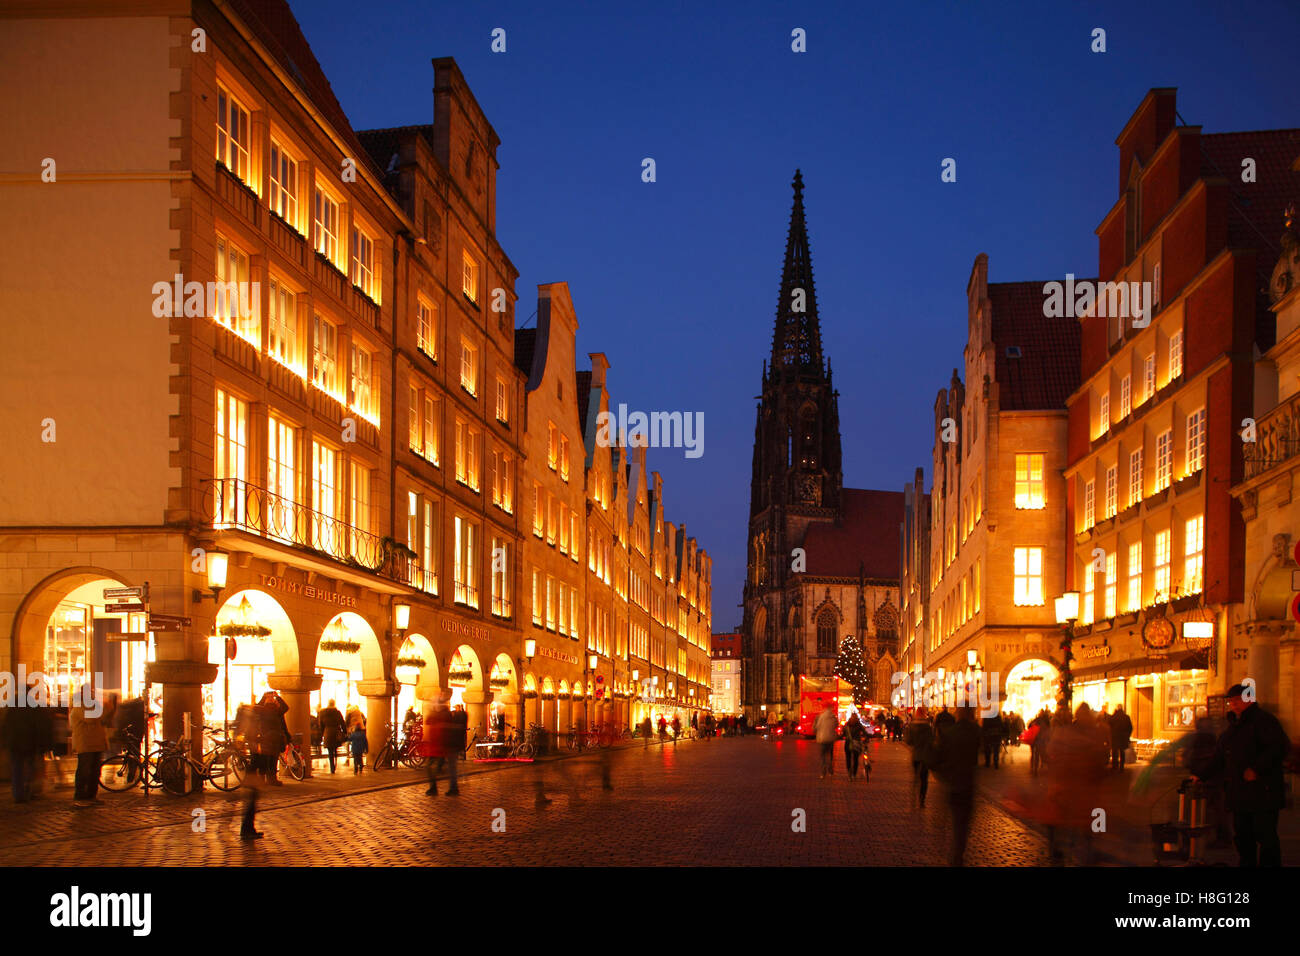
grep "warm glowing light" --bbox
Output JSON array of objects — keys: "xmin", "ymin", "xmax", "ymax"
[
  {"xmin": 524, "ymin": 638, "xmax": 536, "ymax": 659},
  {"xmin": 966, "ymin": 649, "xmax": 978, "ymax": 667},
  {"xmin": 1182, "ymin": 621, "xmax": 1213, "ymax": 640},
  {"xmin": 1055, "ymin": 591, "xmax": 1080, "ymax": 624},
  {"xmin": 207, "ymin": 551, "xmax": 229, "ymax": 591},
  {"xmin": 393, "ymin": 602, "xmax": 411, "ymax": 632},
  {"xmin": 588, "ymin": 654, "xmax": 598, "ymax": 670},
  {"xmin": 632, "ymin": 669, "xmax": 639, "ymax": 681}
]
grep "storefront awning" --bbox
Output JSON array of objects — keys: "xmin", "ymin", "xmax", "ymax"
[{"xmin": 1071, "ymin": 649, "xmax": 1208, "ymax": 682}]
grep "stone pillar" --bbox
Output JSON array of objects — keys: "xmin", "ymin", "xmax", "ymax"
[
  {"xmin": 525, "ymin": 695, "xmax": 539, "ymax": 730},
  {"xmin": 573, "ymin": 697, "xmax": 587, "ymax": 733},
  {"xmin": 145, "ymin": 660, "xmax": 218, "ymax": 762},
  {"xmin": 462, "ymin": 687, "xmax": 489, "ymax": 743},
  {"xmin": 559, "ymin": 697, "xmax": 572, "ymax": 744},
  {"xmin": 541, "ymin": 697, "xmax": 556, "ymax": 751},
  {"xmin": 496, "ymin": 692, "xmax": 521, "ymax": 738},
  {"xmin": 357, "ymin": 679, "xmax": 397, "ymax": 769},
  {"xmin": 267, "ymin": 672, "xmax": 323, "ymax": 777}
]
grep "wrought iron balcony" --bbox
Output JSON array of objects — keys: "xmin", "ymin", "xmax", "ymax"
[
  {"xmin": 201, "ymin": 477, "xmax": 419, "ymax": 585},
  {"xmin": 1243, "ymin": 393, "xmax": 1300, "ymax": 481}
]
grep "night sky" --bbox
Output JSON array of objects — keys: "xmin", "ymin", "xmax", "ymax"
[{"xmin": 294, "ymin": 0, "xmax": 1299, "ymax": 629}]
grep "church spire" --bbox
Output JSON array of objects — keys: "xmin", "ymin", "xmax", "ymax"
[{"xmin": 771, "ymin": 169, "xmax": 823, "ymax": 373}]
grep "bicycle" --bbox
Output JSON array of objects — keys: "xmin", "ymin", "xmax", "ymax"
[
  {"xmin": 278, "ymin": 741, "xmax": 307, "ymax": 781},
  {"xmin": 99, "ymin": 731, "xmax": 146, "ymax": 792},
  {"xmin": 375, "ymin": 722, "xmax": 428, "ymax": 770},
  {"xmin": 508, "ymin": 723, "xmax": 543, "ymax": 759},
  {"xmin": 202, "ymin": 737, "xmax": 248, "ymax": 791}
]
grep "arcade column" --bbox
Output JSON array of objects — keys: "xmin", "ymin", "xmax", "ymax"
[
  {"xmin": 357, "ymin": 679, "xmax": 397, "ymax": 769},
  {"xmin": 145, "ymin": 659, "xmax": 218, "ymax": 763},
  {"xmin": 461, "ymin": 687, "xmax": 489, "ymax": 742}
]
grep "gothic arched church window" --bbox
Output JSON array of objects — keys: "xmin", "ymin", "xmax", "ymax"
[{"xmin": 816, "ymin": 605, "xmax": 838, "ymax": 655}]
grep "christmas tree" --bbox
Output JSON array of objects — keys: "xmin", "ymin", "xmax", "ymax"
[{"xmin": 834, "ymin": 634, "xmax": 871, "ymax": 707}]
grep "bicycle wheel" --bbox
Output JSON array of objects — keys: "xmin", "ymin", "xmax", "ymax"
[
  {"xmin": 404, "ymin": 747, "xmax": 428, "ymax": 770},
  {"xmin": 156, "ymin": 754, "xmax": 193, "ymax": 796},
  {"xmin": 374, "ymin": 741, "xmax": 395, "ymax": 770},
  {"xmin": 205, "ymin": 749, "xmax": 246, "ymax": 791},
  {"xmin": 284, "ymin": 747, "xmax": 306, "ymax": 781},
  {"xmin": 99, "ymin": 755, "xmax": 141, "ymax": 792}
]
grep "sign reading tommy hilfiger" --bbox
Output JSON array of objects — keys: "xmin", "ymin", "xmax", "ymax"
[
  {"xmin": 257, "ymin": 573, "xmax": 358, "ymax": 608},
  {"xmin": 440, "ymin": 617, "xmax": 489, "ymax": 642}
]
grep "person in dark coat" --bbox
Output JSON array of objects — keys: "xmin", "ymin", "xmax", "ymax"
[
  {"xmin": 842, "ymin": 712, "xmax": 866, "ymax": 780},
  {"xmin": 1193, "ymin": 684, "xmax": 1291, "ymax": 866},
  {"xmin": 423, "ymin": 704, "xmax": 451, "ymax": 795},
  {"xmin": 1029, "ymin": 709, "xmax": 1052, "ymax": 777},
  {"xmin": 933, "ymin": 707, "xmax": 981, "ymax": 865},
  {"xmin": 347, "ymin": 722, "xmax": 368, "ymax": 775},
  {"xmin": 2, "ymin": 678, "xmax": 54, "ymax": 803},
  {"xmin": 235, "ymin": 698, "xmax": 282, "ymax": 840},
  {"xmin": 318, "ymin": 700, "xmax": 346, "ymax": 774},
  {"xmin": 905, "ymin": 709, "xmax": 935, "ymax": 809},
  {"xmin": 258, "ymin": 691, "xmax": 289, "ymax": 784},
  {"xmin": 933, "ymin": 707, "xmax": 955, "ymax": 745},
  {"xmin": 981, "ymin": 712, "xmax": 1005, "ymax": 768},
  {"xmin": 443, "ymin": 705, "xmax": 468, "ymax": 794},
  {"xmin": 1108, "ymin": 705, "xmax": 1133, "ymax": 770},
  {"xmin": 113, "ymin": 695, "xmax": 146, "ymax": 758}
]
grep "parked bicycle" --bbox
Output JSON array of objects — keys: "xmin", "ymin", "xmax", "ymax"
[{"xmin": 375, "ymin": 721, "xmax": 428, "ymax": 770}]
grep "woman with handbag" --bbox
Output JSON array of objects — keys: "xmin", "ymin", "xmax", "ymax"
[{"xmin": 843, "ymin": 711, "xmax": 865, "ymax": 781}]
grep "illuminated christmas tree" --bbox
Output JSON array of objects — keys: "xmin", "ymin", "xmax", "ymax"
[{"xmin": 834, "ymin": 634, "xmax": 870, "ymax": 707}]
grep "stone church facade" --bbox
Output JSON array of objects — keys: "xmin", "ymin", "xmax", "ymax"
[{"xmin": 741, "ymin": 172, "xmax": 905, "ymax": 723}]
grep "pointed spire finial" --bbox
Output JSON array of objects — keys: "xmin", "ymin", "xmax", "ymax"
[
  {"xmin": 792, "ymin": 168, "xmax": 804, "ymax": 198},
  {"xmin": 771, "ymin": 170, "xmax": 822, "ymax": 372}
]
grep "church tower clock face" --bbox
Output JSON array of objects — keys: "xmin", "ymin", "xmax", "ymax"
[{"xmin": 798, "ymin": 474, "xmax": 819, "ymax": 504}]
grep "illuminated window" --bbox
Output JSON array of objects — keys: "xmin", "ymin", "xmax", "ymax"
[
  {"xmin": 350, "ymin": 343, "xmax": 379, "ymax": 423},
  {"xmin": 1129, "ymin": 448, "xmax": 1143, "ymax": 506},
  {"xmin": 973, "ymin": 559, "xmax": 981, "ymax": 613},
  {"xmin": 349, "ymin": 461, "xmax": 371, "ymax": 558},
  {"xmin": 491, "ymin": 537, "xmax": 511, "ymax": 618},
  {"xmin": 215, "ymin": 388, "xmax": 248, "ymax": 525},
  {"xmin": 1144, "ymin": 353, "xmax": 1156, "ymax": 401},
  {"xmin": 311, "ymin": 315, "xmax": 339, "ymax": 397},
  {"xmin": 350, "ymin": 224, "xmax": 376, "ymax": 301},
  {"xmin": 1127, "ymin": 542, "xmax": 1142, "ymax": 611},
  {"xmin": 267, "ymin": 415, "xmax": 296, "ymax": 542},
  {"xmin": 559, "ymin": 503, "xmax": 569, "ymax": 555},
  {"xmin": 1120, "ymin": 375, "xmax": 1131, "ymax": 419},
  {"xmin": 462, "ymin": 250, "xmax": 479, "ymax": 304},
  {"xmin": 532, "ymin": 570, "xmax": 542, "ymax": 626},
  {"xmin": 405, "ymin": 492, "xmax": 437, "ymax": 595},
  {"xmin": 1185, "ymin": 408, "xmax": 1206, "ymax": 475},
  {"xmin": 453, "ymin": 515, "xmax": 478, "ymax": 608},
  {"xmin": 216, "ymin": 85, "xmax": 250, "ymax": 183},
  {"xmin": 311, "ymin": 441, "xmax": 341, "ymax": 558},
  {"xmin": 1081, "ymin": 561, "xmax": 1094, "ymax": 626},
  {"xmin": 560, "ymin": 435, "xmax": 570, "ymax": 481},
  {"xmin": 1155, "ymin": 430, "xmax": 1172, "ymax": 492},
  {"xmin": 571, "ymin": 513, "xmax": 580, "ymax": 563},
  {"xmin": 268, "ymin": 278, "xmax": 302, "ymax": 373},
  {"xmin": 1013, "ymin": 547, "xmax": 1044, "ymax": 606},
  {"xmin": 454, "ymin": 419, "xmax": 480, "ymax": 490},
  {"xmin": 1169, "ymin": 330, "xmax": 1183, "ymax": 380},
  {"xmin": 496, "ymin": 378, "xmax": 509, "ymax": 424},
  {"xmin": 545, "ymin": 576, "xmax": 556, "ymax": 631},
  {"xmin": 1104, "ymin": 552, "xmax": 1117, "ymax": 619},
  {"xmin": 1154, "ymin": 529, "xmax": 1171, "ymax": 601},
  {"xmin": 532, "ymin": 483, "xmax": 544, "ymax": 538},
  {"xmin": 546, "ymin": 494, "xmax": 557, "ymax": 546},
  {"xmin": 423, "ymin": 396, "xmax": 439, "ymax": 465},
  {"xmin": 1014, "ymin": 453, "xmax": 1044, "ymax": 509},
  {"xmin": 215, "ymin": 236, "xmax": 258, "ymax": 343},
  {"xmin": 417, "ymin": 299, "xmax": 437, "ymax": 360},
  {"xmin": 269, "ymin": 141, "xmax": 298, "ymax": 229},
  {"xmin": 1184, "ymin": 515, "xmax": 1204, "ymax": 594},
  {"xmin": 313, "ymin": 187, "xmax": 340, "ymax": 266},
  {"xmin": 1104, "ymin": 465, "xmax": 1117, "ymax": 519},
  {"xmin": 1098, "ymin": 392, "xmax": 1110, "ymax": 437},
  {"xmin": 547, "ymin": 422, "xmax": 558, "ymax": 470},
  {"xmin": 1084, "ymin": 480, "xmax": 1095, "ymax": 529},
  {"xmin": 460, "ymin": 340, "xmax": 477, "ymax": 395}
]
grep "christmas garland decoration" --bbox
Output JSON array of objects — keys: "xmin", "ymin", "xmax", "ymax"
[
  {"xmin": 522, "ymin": 689, "xmax": 538, "ymax": 699},
  {"xmin": 396, "ymin": 655, "xmax": 427, "ymax": 669},
  {"xmin": 319, "ymin": 639, "xmax": 361, "ymax": 654},
  {"xmin": 218, "ymin": 622, "xmax": 271, "ymax": 638},
  {"xmin": 489, "ymin": 675, "xmax": 511, "ymax": 689},
  {"xmin": 447, "ymin": 666, "xmax": 474, "ymax": 683}
]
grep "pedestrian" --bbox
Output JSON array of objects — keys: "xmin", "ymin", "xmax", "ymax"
[
  {"xmin": 348, "ymin": 721, "xmax": 368, "ymax": 775},
  {"xmin": 423, "ymin": 702, "xmax": 451, "ymax": 795},
  {"xmin": 70, "ymin": 684, "xmax": 112, "ymax": 807},
  {"xmin": 1029, "ymin": 709, "xmax": 1051, "ymax": 777},
  {"xmin": 597, "ymin": 712, "xmax": 615, "ymax": 791},
  {"xmin": 1109, "ymin": 705, "xmax": 1133, "ymax": 771},
  {"xmin": 933, "ymin": 706, "xmax": 981, "ymax": 866},
  {"xmin": 443, "ymin": 704, "xmax": 469, "ymax": 795},
  {"xmin": 739, "ymin": 713, "xmax": 748, "ymax": 736},
  {"xmin": 641, "ymin": 716, "xmax": 653, "ymax": 748},
  {"xmin": 258, "ymin": 691, "xmax": 289, "ymax": 785},
  {"xmin": 815, "ymin": 701, "xmax": 837, "ymax": 779},
  {"xmin": 905, "ymin": 708, "xmax": 934, "ymax": 809},
  {"xmin": 234, "ymin": 697, "xmax": 279, "ymax": 840},
  {"xmin": 934, "ymin": 706, "xmax": 955, "ymax": 745},
  {"xmin": 981, "ymin": 711, "xmax": 1005, "ymax": 768},
  {"xmin": 843, "ymin": 711, "xmax": 865, "ymax": 781},
  {"xmin": 657, "ymin": 715, "xmax": 668, "ymax": 743},
  {"xmin": 318, "ymin": 699, "xmax": 346, "ymax": 773},
  {"xmin": 1041, "ymin": 704, "xmax": 1106, "ymax": 865},
  {"xmin": 1192, "ymin": 684, "xmax": 1291, "ymax": 867},
  {"xmin": 670, "ymin": 714, "xmax": 681, "ymax": 745},
  {"xmin": 2, "ymin": 677, "xmax": 54, "ymax": 803}
]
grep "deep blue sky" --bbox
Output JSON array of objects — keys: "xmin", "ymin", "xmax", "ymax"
[{"xmin": 294, "ymin": 0, "xmax": 1298, "ymax": 630}]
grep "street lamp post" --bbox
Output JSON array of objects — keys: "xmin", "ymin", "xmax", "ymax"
[{"xmin": 1054, "ymin": 591, "xmax": 1080, "ymax": 712}]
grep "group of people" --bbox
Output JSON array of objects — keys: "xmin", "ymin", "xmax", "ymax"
[
  {"xmin": 813, "ymin": 703, "xmax": 873, "ymax": 781},
  {"xmin": 1019, "ymin": 703, "xmax": 1134, "ymax": 777},
  {"xmin": 312, "ymin": 700, "xmax": 368, "ymax": 774}
]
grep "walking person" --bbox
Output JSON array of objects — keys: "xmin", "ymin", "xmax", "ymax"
[
  {"xmin": 981, "ymin": 711, "xmax": 1005, "ymax": 769},
  {"xmin": 70, "ymin": 684, "xmax": 112, "ymax": 807},
  {"xmin": 235, "ymin": 696, "xmax": 279, "ymax": 840},
  {"xmin": 1192, "ymin": 684, "xmax": 1291, "ymax": 867},
  {"xmin": 1042, "ymin": 705, "xmax": 1106, "ymax": 865},
  {"xmin": 423, "ymin": 702, "xmax": 450, "ymax": 795},
  {"xmin": 1, "ymin": 677, "xmax": 53, "ymax": 803},
  {"xmin": 318, "ymin": 699, "xmax": 346, "ymax": 774},
  {"xmin": 933, "ymin": 706, "xmax": 981, "ymax": 866},
  {"xmin": 257, "ymin": 691, "xmax": 289, "ymax": 785},
  {"xmin": 641, "ymin": 716, "xmax": 653, "ymax": 749},
  {"xmin": 443, "ymin": 705, "xmax": 468, "ymax": 795},
  {"xmin": 905, "ymin": 708, "xmax": 934, "ymax": 809},
  {"xmin": 1108, "ymin": 705, "xmax": 1133, "ymax": 771},
  {"xmin": 843, "ymin": 711, "xmax": 865, "ymax": 781},
  {"xmin": 348, "ymin": 720, "xmax": 368, "ymax": 775},
  {"xmin": 670, "ymin": 714, "xmax": 681, "ymax": 746},
  {"xmin": 1028, "ymin": 709, "xmax": 1051, "ymax": 777},
  {"xmin": 815, "ymin": 701, "xmax": 837, "ymax": 779},
  {"xmin": 933, "ymin": 706, "xmax": 955, "ymax": 745}
]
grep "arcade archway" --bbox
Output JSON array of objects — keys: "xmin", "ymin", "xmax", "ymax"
[{"xmin": 1003, "ymin": 658, "xmax": 1060, "ymax": 719}]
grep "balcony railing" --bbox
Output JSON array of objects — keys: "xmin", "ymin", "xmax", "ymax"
[
  {"xmin": 1244, "ymin": 393, "xmax": 1300, "ymax": 481},
  {"xmin": 202, "ymin": 477, "xmax": 417, "ymax": 584}
]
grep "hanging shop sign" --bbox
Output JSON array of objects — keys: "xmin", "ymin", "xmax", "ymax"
[
  {"xmin": 1142, "ymin": 615, "xmax": 1176, "ymax": 651},
  {"xmin": 1078, "ymin": 642, "xmax": 1112, "ymax": 660},
  {"xmin": 257, "ymin": 573, "xmax": 357, "ymax": 608}
]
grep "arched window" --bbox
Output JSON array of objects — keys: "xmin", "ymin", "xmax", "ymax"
[{"xmin": 816, "ymin": 606, "xmax": 838, "ymax": 656}]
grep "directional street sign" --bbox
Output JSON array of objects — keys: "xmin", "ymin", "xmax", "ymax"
[
  {"xmin": 106, "ymin": 632, "xmax": 148, "ymax": 642},
  {"xmin": 105, "ymin": 602, "xmax": 145, "ymax": 614},
  {"xmin": 103, "ymin": 584, "xmax": 149, "ymax": 600},
  {"xmin": 147, "ymin": 614, "xmax": 192, "ymax": 632}
]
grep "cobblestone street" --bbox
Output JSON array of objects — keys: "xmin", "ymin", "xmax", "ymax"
[{"xmin": 4, "ymin": 737, "xmax": 1053, "ymax": 866}]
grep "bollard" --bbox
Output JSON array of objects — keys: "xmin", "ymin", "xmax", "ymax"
[{"xmin": 1177, "ymin": 778, "xmax": 1208, "ymax": 863}]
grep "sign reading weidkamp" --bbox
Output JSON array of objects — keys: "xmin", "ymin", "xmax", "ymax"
[{"xmin": 258, "ymin": 573, "xmax": 358, "ymax": 608}]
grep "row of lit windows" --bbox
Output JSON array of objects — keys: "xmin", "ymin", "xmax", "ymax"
[
  {"xmin": 1080, "ymin": 516, "xmax": 1204, "ymax": 624},
  {"xmin": 532, "ymin": 571, "xmax": 580, "ymax": 638},
  {"xmin": 1093, "ymin": 329, "xmax": 1184, "ymax": 440},
  {"xmin": 1080, "ymin": 408, "xmax": 1205, "ymax": 531},
  {"xmin": 931, "ymin": 558, "xmax": 982, "ymax": 649}
]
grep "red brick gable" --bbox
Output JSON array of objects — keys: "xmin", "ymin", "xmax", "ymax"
[
  {"xmin": 802, "ymin": 488, "xmax": 905, "ymax": 580},
  {"xmin": 988, "ymin": 282, "xmax": 1082, "ymax": 411}
]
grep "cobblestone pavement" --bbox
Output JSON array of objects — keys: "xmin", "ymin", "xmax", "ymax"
[{"xmin": 3, "ymin": 737, "xmax": 1053, "ymax": 866}]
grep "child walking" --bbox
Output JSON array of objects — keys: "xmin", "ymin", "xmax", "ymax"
[{"xmin": 348, "ymin": 722, "xmax": 368, "ymax": 774}]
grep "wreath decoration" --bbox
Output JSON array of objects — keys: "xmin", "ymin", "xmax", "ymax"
[
  {"xmin": 319, "ymin": 639, "xmax": 361, "ymax": 654},
  {"xmin": 218, "ymin": 622, "xmax": 271, "ymax": 639}
]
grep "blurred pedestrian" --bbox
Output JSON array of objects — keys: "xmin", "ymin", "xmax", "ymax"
[
  {"xmin": 258, "ymin": 691, "xmax": 289, "ymax": 785},
  {"xmin": 843, "ymin": 711, "xmax": 865, "ymax": 781},
  {"xmin": 1193, "ymin": 684, "xmax": 1291, "ymax": 867},
  {"xmin": 981, "ymin": 711, "xmax": 1005, "ymax": 769},
  {"xmin": 235, "ymin": 697, "xmax": 280, "ymax": 840},
  {"xmin": 815, "ymin": 701, "xmax": 837, "ymax": 779},
  {"xmin": 657, "ymin": 715, "xmax": 668, "ymax": 743},
  {"xmin": 423, "ymin": 702, "xmax": 451, "ymax": 795},
  {"xmin": 347, "ymin": 721, "xmax": 368, "ymax": 775},
  {"xmin": 905, "ymin": 708, "xmax": 934, "ymax": 809},
  {"xmin": 2, "ymin": 677, "xmax": 53, "ymax": 803},
  {"xmin": 70, "ymin": 684, "xmax": 112, "ymax": 807},
  {"xmin": 1109, "ymin": 705, "xmax": 1133, "ymax": 771},
  {"xmin": 934, "ymin": 706, "xmax": 981, "ymax": 865},
  {"xmin": 934, "ymin": 706, "xmax": 955, "ymax": 745},
  {"xmin": 318, "ymin": 699, "xmax": 346, "ymax": 774},
  {"xmin": 670, "ymin": 714, "xmax": 681, "ymax": 745},
  {"xmin": 444, "ymin": 704, "xmax": 468, "ymax": 794},
  {"xmin": 1041, "ymin": 705, "xmax": 1106, "ymax": 864},
  {"xmin": 1029, "ymin": 709, "xmax": 1051, "ymax": 777},
  {"xmin": 641, "ymin": 716, "xmax": 653, "ymax": 749}
]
